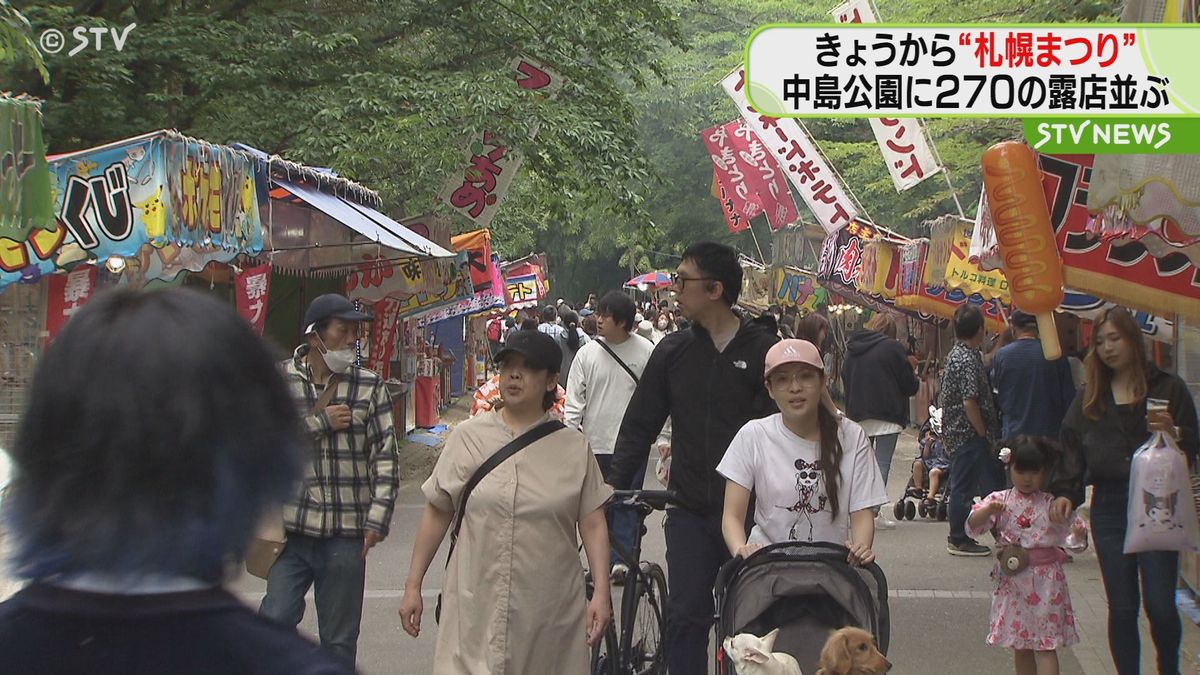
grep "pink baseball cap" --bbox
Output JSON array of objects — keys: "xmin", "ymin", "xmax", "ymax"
[{"xmin": 764, "ymin": 339, "xmax": 824, "ymax": 377}]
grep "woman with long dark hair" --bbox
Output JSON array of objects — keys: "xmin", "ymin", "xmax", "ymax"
[
  {"xmin": 719, "ymin": 340, "xmax": 887, "ymax": 566},
  {"xmin": 1058, "ymin": 308, "xmax": 1198, "ymax": 675}
]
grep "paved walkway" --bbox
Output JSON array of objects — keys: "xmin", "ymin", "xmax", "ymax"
[{"xmin": 221, "ymin": 414, "xmax": 1200, "ymax": 674}]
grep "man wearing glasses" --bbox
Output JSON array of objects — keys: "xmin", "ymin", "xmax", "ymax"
[{"xmin": 609, "ymin": 242, "xmax": 779, "ymax": 674}]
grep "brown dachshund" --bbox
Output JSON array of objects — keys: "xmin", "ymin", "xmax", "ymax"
[{"xmin": 815, "ymin": 627, "xmax": 891, "ymax": 675}]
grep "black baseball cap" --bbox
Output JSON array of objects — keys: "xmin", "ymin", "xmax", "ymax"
[
  {"xmin": 1009, "ymin": 310, "xmax": 1038, "ymax": 330},
  {"xmin": 493, "ymin": 330, "xmax": 562, "ymax": 373},
  {"xmin": 304, "ymin": 294, "xmax": 371, "ymax": 334}
]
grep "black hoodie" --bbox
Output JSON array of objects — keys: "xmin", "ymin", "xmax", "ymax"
[
  {"xmin": 842, "ymin": 329, "xmax": 919, "ymax": 428},
  {"xmin": 609, "ymin": 316, "xmax": 779, "ymax": 516}
]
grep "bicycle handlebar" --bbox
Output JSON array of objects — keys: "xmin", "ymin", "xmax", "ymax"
[{"xmin": 609, "ymin": 489, "xmax": 679, "ymax": 511}]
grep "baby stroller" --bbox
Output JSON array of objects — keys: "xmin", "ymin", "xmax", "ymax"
[
  {"xmin": 893, "ymin": 406, "xmax": 951, "ymax": 521},
  {"xmin": 713, "ymin": 542, "xmax": 890, "ymax": 675}
]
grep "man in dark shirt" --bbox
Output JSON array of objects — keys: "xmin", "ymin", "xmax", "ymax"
[
  {"xmin": 940, "ymin": 305, "xmax": 1001, "ymax": 557},
  {"xmin": 992, "ymin": 310, "xmax": 1077, "ymax": 440}
]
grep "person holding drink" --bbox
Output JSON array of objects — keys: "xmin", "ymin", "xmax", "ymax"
[{"xmin": 1056, "ymin": 307, "xmax": 1198, "ymax": 675}]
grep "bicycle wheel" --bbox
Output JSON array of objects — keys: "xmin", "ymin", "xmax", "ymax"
[
  {"xmin": 630, "ymin": 561, "xmax": 668, "ymax": 675},
  {"xmin": 591, "ymin": 624, "xmax": 619, "ymax": 675}
]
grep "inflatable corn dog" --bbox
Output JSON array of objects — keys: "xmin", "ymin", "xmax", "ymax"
[{"xmin": 981, "ymin": 141, "xmax": 1064, "ymax": 360}]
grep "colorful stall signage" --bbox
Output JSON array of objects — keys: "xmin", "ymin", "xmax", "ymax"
[
  {"xmin": 940, "ymin": 216, "xmax": 1011, "ymax": 303},
  {"xmin": 0, "ymin": 96, "xmax": 54, "ymax": 242},
  {"xmin": 1060, "ymin": 290, "xmax": 1174, "ymax": 343},
  {"xmin": 894, "ymin": 239, "xmax": 1008, "ymax": 333},
  {"xmin": 818, "ymin": 220, "xmax": 918, "ymax": 317},
  {"xmin": 234, "ymin": 263, "xmax": 271, "ymax": 335},
  {"xmin": 502, "ymin": 255, "xmax": 549, "ymax": 308},
  {"xmin": 451, "ymin": 228, "xmax": 498, "ymax": 294},
  {"xmin": 722, "ymin": 68, "xmax": 858, "ymax": 235},
  {"xmin": 44, "ymin": 266, "xmax": 96, "ymax": 345},
  {"xmin": 1041, "ymin": 154, "xmax": 1200, "ymax": 321},
  {"xmin": 348, "ymin": 251, "xmax": 473, "ymax": 317},
  {"xmin": 3, "ymin": 134, "xmax": 264, "ymax": 293},
  {"xmin": 772, "ymin": 266, "xmax": 828, "ymax": 313}
]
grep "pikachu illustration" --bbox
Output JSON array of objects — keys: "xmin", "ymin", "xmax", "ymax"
[{"xmin": 132, "ymin": 187, "xmax": 166, "ymax": 240}]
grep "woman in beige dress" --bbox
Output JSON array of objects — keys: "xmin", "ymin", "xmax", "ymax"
[{"xmin": 399, "ymin": 330, "xmax": 613, "ymax": 674}]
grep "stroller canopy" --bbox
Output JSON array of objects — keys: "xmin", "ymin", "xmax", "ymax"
[{"xmin": 716, "ymin": 542, "xmax": 890, "ymax": 675}]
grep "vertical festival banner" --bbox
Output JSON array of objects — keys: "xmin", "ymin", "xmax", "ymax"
[
  {"xmin": 441, "ymin": 57, "xmax": 564, "ymax": 226},
  {"xmin": 701, "ymin": 121, "xmax": 763, "ymax": 222},
  {"xmin": 366, "ymin": 297, "xmax": 403, "ymax": 378},
  {"xmin": 722, "ymin": 69, "xmax": 858, "ymax": 235},
  {"xmin": 234, "ymin": 263, "xmax": 271, "ymax": 335},
  {"xmin": 45, "ymin": 266, "xmax": 97, "ymax": 345},
  {"xmin": 831, "ymin": 0, "xmax": 943, "ymax": 192},
  {"xmin": 727, "ymin": 121, "xmax": 800, "ymax": 231},
  {"xmin": 713, "ymin": 167, "xmax": 751, "ymax": 233}
]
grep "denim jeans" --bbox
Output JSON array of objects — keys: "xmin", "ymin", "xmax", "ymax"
[
  {"xmin": 870, "ymin": 433, "xmax": 900, "ymax": 485},
  {"xmin": 947, "ymin": 435, "xmax": 1001, "ymax": 545},
  {"xmin": 663, "ymin": 507, "xmax": 730, "ymax": 675},
  {"xmin": 259, "ymin": 533, "xmax": 367, "ymax": 668},
  {"xmin": 595, "ymin": 453, "xmax": 649, "ymax": 566},
  {"xmin": 1091, "ymin": 490, "xmax": 1181, "ymax": 675}
]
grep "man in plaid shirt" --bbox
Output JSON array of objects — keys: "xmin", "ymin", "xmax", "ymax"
[{"xmin": 260, "ymin": 294, "xmax": 400, "ymax": 667}]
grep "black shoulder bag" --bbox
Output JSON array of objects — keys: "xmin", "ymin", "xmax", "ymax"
[{"xmin": 435, "ymin": 418, "xmax": 566, "ymax": 623}]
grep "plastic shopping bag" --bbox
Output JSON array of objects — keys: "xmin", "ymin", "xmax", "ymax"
[{"xmin": 1124, "ymin": 431, "xmax": 1200, "ymax": 554}]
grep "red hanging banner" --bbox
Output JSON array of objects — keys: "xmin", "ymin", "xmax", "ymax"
[
  {"xmin": 725, "ymin": 120, "xmax": 800, "ymax": 231},
  {"xmin": 234, "ymin": 263, "xmax": 271, "ymax": 335},
  {"xmin": 365, "ymin": 297, "xmax": 403, "ymax": 378},
  {"xmin": 702, "ymin": 121, "xmax": 763, "ymax": 223},
  {"xmin": 45, "ymin": 266, "xmax": 97, "ymax": 346},
  {"xmin": 714, "ymin": 167, "xmax": 751, "ymax": 234}
]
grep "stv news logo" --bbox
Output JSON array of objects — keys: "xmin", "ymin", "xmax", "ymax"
[{"xmin": 38, "ymin": 24, "xmax": 136, "ymax": 57}]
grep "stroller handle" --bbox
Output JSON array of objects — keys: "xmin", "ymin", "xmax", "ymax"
[{"xmin": 609, "ymin": 489, "xmax": 679, "ymax": 512}]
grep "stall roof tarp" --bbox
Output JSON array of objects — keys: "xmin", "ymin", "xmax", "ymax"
[{"xmin": 276, "ymin": 179, "xmax": 454, "ymax": 259}]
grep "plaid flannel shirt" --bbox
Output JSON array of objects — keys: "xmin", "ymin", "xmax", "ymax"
[{"xmin": 281, "ymin": 349, "xmax": 400, "ymax": 538}]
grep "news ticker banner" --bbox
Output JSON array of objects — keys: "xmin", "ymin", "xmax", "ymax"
[{"xmin": 745, "ymin": 25, "xmax": 1200, "ymax": 118}]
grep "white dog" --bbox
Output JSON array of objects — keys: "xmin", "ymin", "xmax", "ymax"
[{"xmin": 723, "ymin": 629, "xmax": 804, "ymax": 675}]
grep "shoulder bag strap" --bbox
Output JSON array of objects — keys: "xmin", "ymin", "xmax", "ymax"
[
  {"xmin": 312, "ymin": 373, "xmax": 343, "ymax": 415},
  {"xmin": 595, "ymin": 339, "xmax": 639, "ymax": 385},
  {"xmin": 444, "ymin": 419, "xmax": 567, "ymax": 564}
]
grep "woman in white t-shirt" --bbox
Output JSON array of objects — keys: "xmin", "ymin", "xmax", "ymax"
[{"xmin": 718, "ymin": 339, "xmax": 888, "ymax": 567}]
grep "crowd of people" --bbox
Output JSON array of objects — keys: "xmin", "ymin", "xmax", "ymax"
[{"xmin": 0, "ymin": 240, "xmax": 1194, "ymax": 675}]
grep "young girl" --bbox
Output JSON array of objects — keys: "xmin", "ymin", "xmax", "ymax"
[
  {"xmin": 719, "ymin": 339, "xmax": 888, "ymax": 567},
  {"xmin": 966, "ymin": 436, "xmax": 1088, "ymax": 675}
]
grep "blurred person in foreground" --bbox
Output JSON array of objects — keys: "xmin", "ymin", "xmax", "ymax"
[{"xmin": 0, "ymin": 288, "xmax": 349, "ymax": 675}]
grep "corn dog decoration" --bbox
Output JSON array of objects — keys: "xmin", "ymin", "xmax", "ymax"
[{"xmin": 981, "ymin": 141, "xmax": 1064, "ymax": 360}]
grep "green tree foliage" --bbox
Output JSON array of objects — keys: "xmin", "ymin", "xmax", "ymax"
[
  {"xmin": 3, "ymin": 0, "xmax": 1125, "ymax": 303},
  {"xmin": 0, "ymin": 0, "xmax": 45, "ymax": 82},
  {"xmin": 3, "ymin": 0, "xmax": 683, "ymax": 274}
]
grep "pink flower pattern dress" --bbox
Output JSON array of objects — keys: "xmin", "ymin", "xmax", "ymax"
[{"xmin": 967, "ymin": 489, "xmax": 1086, "ymax": 651}]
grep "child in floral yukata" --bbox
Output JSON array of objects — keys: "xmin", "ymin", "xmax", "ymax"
[{"xmin": 967, "ymin": 436, "xmax": 1088, "ymax": 675}]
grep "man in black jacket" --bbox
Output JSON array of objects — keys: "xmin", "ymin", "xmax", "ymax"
[{"xmin": 609, "ymin": 241, "xmax": 779, "ymax": 675}]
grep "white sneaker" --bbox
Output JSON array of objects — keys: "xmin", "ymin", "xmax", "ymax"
[{"xmin": 875, "ymin": 512, "xmax": 897, "ymax": 530}]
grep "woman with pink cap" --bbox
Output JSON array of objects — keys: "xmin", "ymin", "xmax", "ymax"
[{"xmin": 718, "ymin": 339, "xmax": 888, "ymax": 566}]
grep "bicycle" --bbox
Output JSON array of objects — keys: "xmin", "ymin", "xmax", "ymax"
[{"xmin": 586, "ymin": 489, "xmax": 675, "ymax": 675}]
